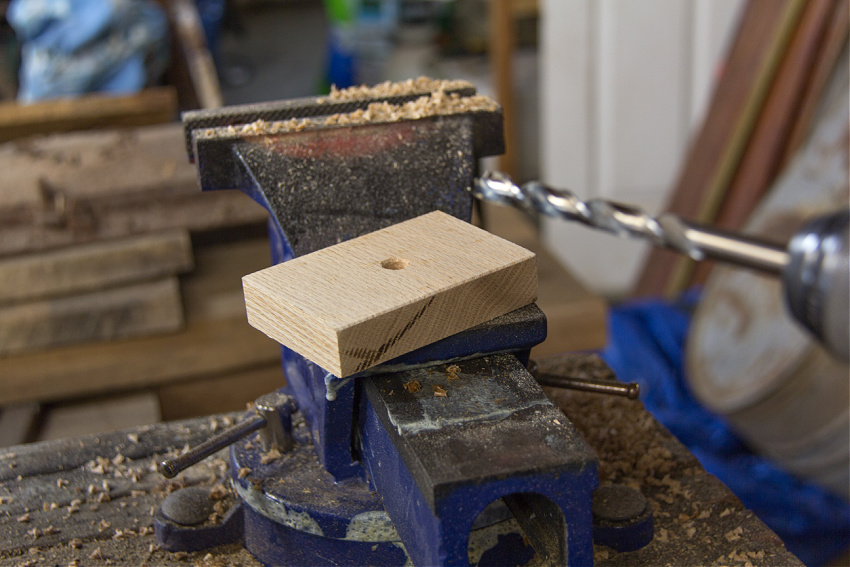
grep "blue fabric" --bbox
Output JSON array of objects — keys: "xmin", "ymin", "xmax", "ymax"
[
  {"xmin": 600, "ymin": 291, "xmax": 850, "ymax": 566},
  {"xmin": 8, "ymin": 0, "xmax": 169, "ymax": 102}
]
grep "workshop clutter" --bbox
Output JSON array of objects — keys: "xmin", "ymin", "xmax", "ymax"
[{"xmin": 0, "ymin": 123, "xmax": 284, "ymax": 443}]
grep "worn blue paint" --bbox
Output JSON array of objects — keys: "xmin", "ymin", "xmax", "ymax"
[
  {"xmin": 593, "ymin": 512, "xmax": 655, "ymax": 553},
  {"xmin": 359, "ymin": 354, "xmax": 599, "ymax": 566},
  {"xmin": 154, "ymin": 502, "xmax": 244, "ymax": 552}
]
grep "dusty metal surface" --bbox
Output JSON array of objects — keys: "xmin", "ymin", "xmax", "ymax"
[{"xmin": 0, "ymin": 354, "xmax": 803, "ymax": 566}]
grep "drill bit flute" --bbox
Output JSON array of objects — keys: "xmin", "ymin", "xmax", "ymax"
[{"xmin": 474, "ymin": 171, "xmax": 789, "ymax": 274}]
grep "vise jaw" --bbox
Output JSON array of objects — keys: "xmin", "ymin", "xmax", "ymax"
[{"xmin": 177, "ymin": 80, "xmax": 599, "ymax": 567}]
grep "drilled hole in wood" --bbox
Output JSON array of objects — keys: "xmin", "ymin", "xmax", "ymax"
[{"xmin": 381, "ymin": 257, "xmax": 409, "ymax": 270}]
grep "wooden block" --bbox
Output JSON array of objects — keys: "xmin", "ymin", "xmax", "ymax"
[
  {"xmin": 0, "ymin": 230, "xmax": 193, "ymax": 304},
  {"xmin": 0, "ymin": 278, "xmax": 183, "ymax": 356},
  {"xmin": 0, "ymin": 87, "xmax": 177, "ymax": 144},
  {"xmin": 243, "ymin": 211, "xmax": 537, "ymax": 377}
]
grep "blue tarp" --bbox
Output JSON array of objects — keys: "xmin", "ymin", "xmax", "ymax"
[{"xmin": 601, "ymin": 291, "xmax": 850, "ymax": 566}]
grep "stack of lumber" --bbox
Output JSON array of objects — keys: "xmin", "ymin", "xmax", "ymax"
[
  {"xmin": 0, "ymin": 123, "xmax": 283, "ymax": 445},
  {"xmin": 634, "ymin": 0, "xmax": 849, "ymax": 297}
]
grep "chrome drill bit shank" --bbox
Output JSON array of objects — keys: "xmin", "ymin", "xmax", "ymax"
[{"xmin": 474, "ymin": 171, "xmax": 789, "ymax": 274}]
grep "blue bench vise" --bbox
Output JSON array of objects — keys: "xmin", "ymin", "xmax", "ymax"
[{"xmin": 155, "ymin": 81, "xmax": 605, "ymax": 566}]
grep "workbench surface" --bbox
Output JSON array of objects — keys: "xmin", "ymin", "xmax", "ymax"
[{"xmin": 0, "ymin": 355, "xmax": 802, "ymax": 566}]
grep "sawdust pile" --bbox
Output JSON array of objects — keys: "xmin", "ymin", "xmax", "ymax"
[
  {"xmin": 326, "ymin": 77, "xmax": 473, "ymax": 101},
  {"xmin": 201, "ymin": 79, "xmax": 498, "ymax": 140}
]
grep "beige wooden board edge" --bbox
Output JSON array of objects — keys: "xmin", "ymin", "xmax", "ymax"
[{"xmin": 243, "ymin": 211, "xmax": 538, "ymax": 376}]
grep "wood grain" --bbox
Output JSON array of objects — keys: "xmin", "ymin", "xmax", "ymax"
[
  {"xmin": 0, "ymin": 87, "xmax": 176, "ymax": 143},
  {"xmin": 0, "ymin": 230, "xmax": 192, "ymax": 304},
  {"xmin": 243, "ymin": 211, "xmax": 537, "ymax": 377},
  {"xmin": 0, "ymin": 278, "xmax": 183, "ymax": 356},
  {"xmin": 0, "ymin": 124, "xmax": 267, "ymax": 257},
  {"xmin": 0, "ymin": 238, "xmax": 278, "ymax": 405}
]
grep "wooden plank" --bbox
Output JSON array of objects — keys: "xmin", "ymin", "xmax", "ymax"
[
  {"xmin": 0, "ymin": 403, "xmax": 40, "ymax": 448},
  {"xmin": 0, "ymin": 123, "xmax": 267, "ymax": 257},
  {"xmin": 157, "ymin": 364, "xmax": 284, "ymax": 421},
  {"xmin": 0, "ymin": 230, "xmax": 192, "ymax": 304},
  {"xmin": 165, "ymin": 0, "xmax": 223, "ymax": 109},
  {"xmin": 244, "ymin": 211, "xmax": 537, "ymax": 377},
  {"xmin": 37, "ymin": 392, "xmax": 161, "ymax": 442},
  {"xmin": 0, "ymin": 278, "xmax": 183, "ymax": 356},
  {"xmin": 689, "ymin": 0, "xmax": 840, "ymax": 286},
  {"xmin": 632, "ymin": 0, "xmax": 806, "ymax": 297},
  {"xmin": 781, "ymin": 0, "xmax": 849, "ymax": 166},
  {"xmin": 0, "ymin": 315, "xmax": 279, "ymax": 405},
  {"xmin": 490, "ymin": 0, "xmax": 518, "ymax": 179},
  {"xmin": 0, "ymin": 87, "xmax": 177, "ymax": 143},
  {"xmin": 0, "ymin": 238, "xmax": 278, "ymax": 405},
  {"xmin": 480, "ymin": 203, "xmax": 607, "ymax": 356}
]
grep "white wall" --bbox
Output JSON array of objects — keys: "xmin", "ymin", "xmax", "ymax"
[{"xmin": 540, "ymin": 0, "xmax": 744, "ymax": 296}]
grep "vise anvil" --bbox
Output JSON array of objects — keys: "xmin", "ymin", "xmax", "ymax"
[{"xmin": 156, "ymin": 80, "xmax": 602, "ymax": 566}]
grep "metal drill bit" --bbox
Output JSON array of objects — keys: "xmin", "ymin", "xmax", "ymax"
[{"xmin": 474, "ymin": 171, "xmax": 790, "ymax": 275}]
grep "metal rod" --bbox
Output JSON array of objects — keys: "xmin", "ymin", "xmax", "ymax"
[
  {"xmin": 680, "ymin": 222, "xmax": 789, "ymax": 274},
  {"xmin": 535, "ymin": 372, "xmax": 641, "ymax": 400},
  {"xmin": 157, "ymin": 413, "xmax": 267, "ymax": 479}
]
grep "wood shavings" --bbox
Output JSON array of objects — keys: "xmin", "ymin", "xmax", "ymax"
[
  {"xmin": 720, "ymin": 508, "xmax": 733, "ymax": 517},
  {"xmin": 260, "ymin": 447, "xmax": 282, "ymax": 464},
  {"xmin": 56, "ymin": 479, "xmax": 68, "ymax": 488},
  {"xmin": 43, "ymin": 525, "xmax": 59, "ymax": 535},
  {"xmin": 327, "ymin": 77, "xmax": 472, "ymax": 101},
  {"xmin": 403, "ymin": 380, "xmax": 421, "ymax": 393},
  {"xmin": 725, "ymin": 526, "xmax": 743, "ymax": 542},
  {"xmin": 113, "ymin": 528, "xmax": 138, "ymax": 539},
  {"xmin": 446, "ymin": 364, "xmax": 461, "ymax": 380},
  {"xmin": 238, "ymin": 467, "xmax": 251, "ymax": 479},
  {"xmin": 88, "ymin": 547, "xmax": 104, "ymax": 560},
  {"xmin": 209, "ymin": 484, "xmax": 229, "ymax": 501},
  {"xmin": 98, "ymin": 518, "xmax": 111, "ymax": 532},
  {"xmin": 27, "ymin": 527, "xmax": 39, "ymax": 540},
  {"xmin": 68, "ymin": 538, "xmax": 82, "ymax": 549},
  {"xmin": 433, "ymin": 384, "xmax": 448, "ymax": 398},
  {"xmin": 16, "ymin": 513, "xmax": 30, "ymax": 523},
  {"xmin": 204, "ymin": 82, "xmax": 497, "ymax": 141},
  {"xmin": 0, "ymin": 495, "xmax": 12, "ymax": 504}
]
